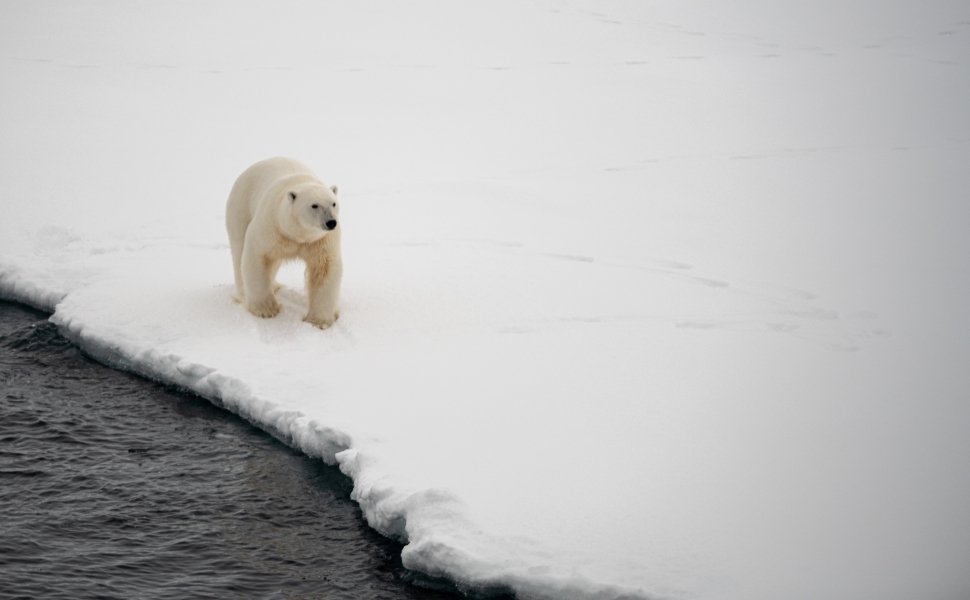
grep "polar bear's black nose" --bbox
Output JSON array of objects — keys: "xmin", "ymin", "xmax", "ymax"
[{"xmin": 325, "ymin": 220, "xmax": 337, "ymax": 230}]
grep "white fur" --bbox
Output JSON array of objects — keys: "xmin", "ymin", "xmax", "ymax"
[{"xmin": 226, "ymin": 157, "xmax": 343, "ymax": 329}]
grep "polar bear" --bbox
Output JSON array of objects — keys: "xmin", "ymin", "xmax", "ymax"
[{"xmin": 226, "ymin": 157, "xmax": 342, "ymax": 329}]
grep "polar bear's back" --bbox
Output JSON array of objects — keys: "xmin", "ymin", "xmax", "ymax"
[{"xmin": 243, "ymin": 156, "xmax": 317, "ymax": 183}]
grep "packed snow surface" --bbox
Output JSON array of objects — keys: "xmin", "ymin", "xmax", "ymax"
[{"xmin": 2, "ymin": 2, "xmax": 970, "ymax": 599}]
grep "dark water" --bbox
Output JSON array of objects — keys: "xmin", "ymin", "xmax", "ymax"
[{"xmin": 0, "ymin": 301, "xmax": 466, "ymax": 600}]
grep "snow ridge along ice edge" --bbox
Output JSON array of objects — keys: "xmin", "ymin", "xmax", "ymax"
[{"xmin": 0, "ymin": 272, "xmax": 645, "ymax": 600}]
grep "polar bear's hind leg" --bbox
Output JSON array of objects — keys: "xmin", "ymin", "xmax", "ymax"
[{"xmin": 227, "ymin": 215, "xmax": 249, "ymax": 302}]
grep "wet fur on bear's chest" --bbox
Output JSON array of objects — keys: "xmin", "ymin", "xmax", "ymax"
[{"xmin": 263, "ymin": 231, "xmax": 338, "ymax": 280}]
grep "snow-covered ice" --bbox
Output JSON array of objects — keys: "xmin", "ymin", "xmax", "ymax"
[{"xmin": 2, "ymin": 2, "xmax": 970, "ymax": 599}]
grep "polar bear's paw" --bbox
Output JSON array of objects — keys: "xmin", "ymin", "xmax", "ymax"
[
  {"xmin": 304, "ymin": 313, "xmax": 338, "ymax": 329},
  {"xmin": 247, "ymin": 296, "xmax": 281, "ymax": 318}
]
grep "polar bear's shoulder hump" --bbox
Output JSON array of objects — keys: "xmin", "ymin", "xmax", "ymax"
[{"xmin": 252, "ymin": 156, "xmax": 317, "ymax": 179}]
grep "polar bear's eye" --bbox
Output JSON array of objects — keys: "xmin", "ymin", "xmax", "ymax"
[
  {"xmin": 311, "ymin": 203, "xmax": 320, "ymax": 210},
  {"xmin": 332, "ymin": 202, "xmax": 337, "ymax": 208}
]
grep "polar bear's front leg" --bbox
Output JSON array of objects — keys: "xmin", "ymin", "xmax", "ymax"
[
  {"xmin": 304, "ymin": 256, "xmax": 343, "ymax": 329},
  {"xmin": 241, "ymin": 242, "xmax": 281, "ymax": 318}
]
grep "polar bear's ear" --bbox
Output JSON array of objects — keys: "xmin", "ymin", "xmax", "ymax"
[
  {"xmin": 330, "ymin": 185, "xmax": 339, "ymax": 195},
  {"xmin": 288, "ymin": 191, "xmax": 297, "ymax": 201}
]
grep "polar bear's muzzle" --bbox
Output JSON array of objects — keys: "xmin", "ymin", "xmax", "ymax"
[{"xmin": 324, "ymin": 219, "xmax": 338, "ymax": 231}]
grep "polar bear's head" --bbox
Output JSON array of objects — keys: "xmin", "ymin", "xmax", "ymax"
[{"xmin": 287, "ymin": 184, "xmax": 340, "ymax": 236}]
